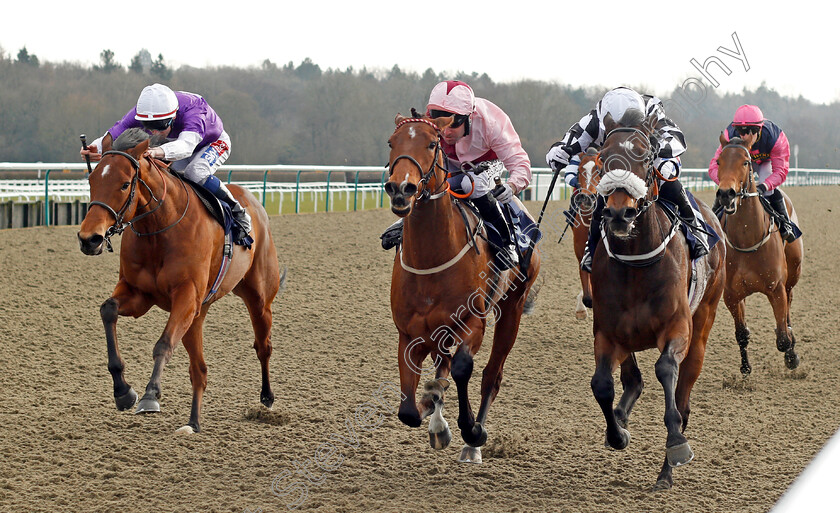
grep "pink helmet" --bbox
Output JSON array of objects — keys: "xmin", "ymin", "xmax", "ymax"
[
  {"xmin": 427, "ymin": 81, "xmax": 475, "ymax": 116},
  {"xmin": 732, "ymin": 104, "xmax": 764, "ymax": 126}
]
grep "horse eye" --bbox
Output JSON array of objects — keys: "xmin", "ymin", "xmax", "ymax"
[
  {"xmin": 428, "ymin": 142, "xmax": 436, "ymax": 150},
  {"xmin": 121, "ymin": 182, "xmax": 130, "ymax": 190},
  {"xmin": 387, "ymin": 142, "xmax": 392, "ymax": 148}
]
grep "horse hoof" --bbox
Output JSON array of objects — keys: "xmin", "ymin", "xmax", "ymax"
[
  {"xmin": 463, "ymin": 423, "xmax": 488, "ymax": 447},
  {"xmin": 115, "ymin": 388, "xmax": 138, "ymax": 411},
  {"xmin": 653, "ymin": 479, "xmax": 672, "ymax": 492},
  {"xmin": 605, "ymin": 426, "xmax": 630, "ymax": 450},
  {"xmin": 785, "ymin": 351, "xmax": 800, "ymax": 370},
  {"xmin": 135, "ymin": 397, "xmax": 160, "ymax": 414},
  {"xmin": 575, "ymin": 309, "xmax": 587, "ymax": 320},
  {"xmin": 582, "ymin": 296, "xmax": 593, "ymax": 309},
  {"xmin": 429, "ymin": 427, "xmax": 453, "ymax": 450},
  {"xmin": 174, "ymin": 425, "xmax": 195, "ymax": 435},
  {"xmin": 666, "ymin": 442, "xmax": 694, "ymax": 467},
  {"xmin": 260, "ymin": 391, "xmax": 275, "ymax": 409},
  {"xmin": 458, "ymin": 445, "xmax": 482, "ymax": 464},
  {"xmin": 740, "ymin": 364, "xmax": 752, "ymax": 376}
]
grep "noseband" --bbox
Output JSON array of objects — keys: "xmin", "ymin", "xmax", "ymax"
[
  {"xmin": 389, "ymin": 118, "xmax": 450, "ymax": 202},
  {"xmin": 88, "ymin": 150, "xmax": 184, "ymax": 251}
]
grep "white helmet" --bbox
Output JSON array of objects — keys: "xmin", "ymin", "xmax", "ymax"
[
  {"xmin": 427, "ymin": 81, "xmax": 475, "ymax": 116},
  {"xmin": 597, "ymin": 87, "xmax": 646, "ymax": 127},
  {"xmin": 135, "ymin": 83, "xmax": 179, "ymax": 121}
]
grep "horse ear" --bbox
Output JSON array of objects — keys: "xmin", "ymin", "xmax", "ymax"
[
  {"xmin": 395, "ymin": 113, "xmax": 407, "ymax": 125},
  {"xmin": 642, "ymin": 112, "xmax": 657, "ymax": 136},
  {"xmin": 130, "ymin": 139, "xmax": 150, "ymax": 159},
  {"xmin": 719, "ymin": 131, "xmax": 728, "ymax": 147},
  {"xmin": 432, "ymin": 115, "xmax": 453, "ymax": 131},
  {"xmin": 603, "ymin": 112, "xmax": 618, "ymax": 135}
]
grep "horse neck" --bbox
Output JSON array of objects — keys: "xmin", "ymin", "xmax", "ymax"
[
  {"xmin": 130, "ymin": 161, "xmax": 190, "ymax": 232},
  {"xmin": 402, "ymin": 174, "xmax": 463, "ymax": 259}
]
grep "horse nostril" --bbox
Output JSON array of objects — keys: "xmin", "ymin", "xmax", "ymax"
[
  {"xmin": 401, "ymin": 182, "xmax": 417, "ymax": 197},
  {"xmin": 384, "ymin": 182, "xmax": 398, "ymax": 197},
  {"xmin": 622, "ymin": 208, "xmax": 638, "ymax": 220},
  {"xmin": 603, "ymin": 207, "xmax": 616, "ymax": 220}
]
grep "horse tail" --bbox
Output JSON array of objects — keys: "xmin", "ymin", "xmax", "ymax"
[
  {"xmin": 523, "ymin": 277, "xmax": 543, "ymax": 316},
  {"xmin": 278, "ymin": 267, "xmax": 288, "ymax": 296}
]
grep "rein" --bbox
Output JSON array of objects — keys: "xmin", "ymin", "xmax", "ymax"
[{"xmin": 89, "ymin": 150, "xmax": 189, "ymax": 251}]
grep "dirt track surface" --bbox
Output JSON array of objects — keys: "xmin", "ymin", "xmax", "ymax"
[{"xmin": 0, "ymin": 187, "xmax": 838, "ymax": 513}]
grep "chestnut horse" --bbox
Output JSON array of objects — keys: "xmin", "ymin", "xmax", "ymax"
[
  {"xmin": 570, "ymin": 148, "xmax": 602, "ymax": 319},
  {"xmin": 77, "ymin": 129, "xmax": 282, "ymax": 433},
  {"xmin": 384, "ymin": 114, "xmax": 541, "ymax": 464},
  {"xmin": 589, "ymin": 114, "xmax": 725, "ymax": 490},
  {"xmin": 713, "ymin": 134, "xmax": 803, "ymax": 374}
]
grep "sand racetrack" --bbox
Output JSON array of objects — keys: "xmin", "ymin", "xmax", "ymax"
[{"xmin": 0, "ymin": 187, "xmax": 838, "ymax": 513}]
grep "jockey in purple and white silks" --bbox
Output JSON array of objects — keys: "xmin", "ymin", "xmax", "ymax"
[
  {"xmin": 708, "ymin": 104, "xmax": 796, "ymax": 242},
  {"xmin": 546, "ymin": 87, "xmax": 708, "ymax": 272},
  {"xmin": 81, "ymin": 83, "xmax": 251, "ymax": 238}
]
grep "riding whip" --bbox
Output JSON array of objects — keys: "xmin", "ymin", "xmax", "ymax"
[{"xmin": 80, "ymin": 134, "xmax": 93, "ymax": 176}]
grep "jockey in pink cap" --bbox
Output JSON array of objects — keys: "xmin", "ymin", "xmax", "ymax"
[
  {"xmin": 381, "ymin": 80, "xmax": 531, "ymax": 270},
  {"xmin": 708, "ymin": 105, "xmax": 796, "ymax": 242}
]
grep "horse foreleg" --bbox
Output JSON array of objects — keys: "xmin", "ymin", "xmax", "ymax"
[
  {"xmin": 614, "ymin": 353, "xmax": 643, "ymax": 429},
  {"xmin": 784, "ymin": 286, "xmax": 800, "ymax": 370},
  {"xmin": 136, "ymin": 285, "xmax": 200, "ymax": 415},
  {"xmin": 397, "ymin": 332, "xmax": 431, "ymax": 428},
  {"xmin": 676, "ymin": 304, "xmax": 716, "ymax": 433},
  {"xmin": 101, "ymin": 281, "xmax": 153, "ymax": 411},
  {"xmin": 592, "ymin": 335, "xmax": 629, "ymax": 451},
  {"xmin": 178, "ymin": 311, "xmax": 208, "ymax": 434},
  {"xmin": 725, "ymin": 291, "xmax": 751, "ymax": 376},
  {"xmin": 655, "ymin": 341, "xmax": 693, "ymax": 468}
]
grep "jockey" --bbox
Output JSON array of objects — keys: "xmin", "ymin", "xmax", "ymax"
[
  {"xmin": 80, "ymin": 83, "xmax": 251, "ymax": 241},
  {"xmin": 546, "ymin": 87, "xmax": 708, "ymax": 273},
  {"xmin": 708, "ymin": 104, "xmax": 796, "ymax": 243},
  {"xmin": 382, "ymin": 80, "xmax": 530, "ymax": 270}
]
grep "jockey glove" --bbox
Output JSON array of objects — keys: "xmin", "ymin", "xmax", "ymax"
[
  {"xmin": 492, "ymin": 183, "xmax": 516, "ymax": 204},
  {"xmin": 546, "ymin": 145, "xmax": 571, "ymax": 171},
  {"xmin": 757, "ymin": 183, "xmax": 768, "ymax": 195}
]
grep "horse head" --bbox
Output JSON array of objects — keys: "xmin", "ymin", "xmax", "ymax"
[
  {"xmin": 78, "ymin": 128, "xmax": 151, "ymax": 255},
  {"xmin": 714, "ymin": 133, "xmax": 755, "ymax": 215},
  {"xmin": 384, "ymin": 113, "xmax": 451, "ymax": 216},
  {"xmin": 596, "ymin": 109, "xmax": 656, "ymax": 238},
  {"xmin": 575, "ymin": 146, "xmax": 602, "ymax": 214}
]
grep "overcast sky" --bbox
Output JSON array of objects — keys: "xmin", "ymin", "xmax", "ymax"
[{"xmin": 3, "ymin": 1, "xmax": 836, "ymax": 104}]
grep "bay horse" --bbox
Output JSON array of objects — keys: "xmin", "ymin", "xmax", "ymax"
[
  {"xmin": 570, "ymin": 148, "xmax": 602, "ymax": 319},
  {"xmin": 77, "ymin": 128, "xmax": 282, "ymax": 433},
  {"xmin": 714, "ymin": 134, "xmax": 803, "ymax": 374},
  {"xmin": 384, "ymin": 113, "xmax": 541, "ymax": 463},
  {"xmin": 589, "ymin": 112, "xmax": 725, "ymax": 490}
]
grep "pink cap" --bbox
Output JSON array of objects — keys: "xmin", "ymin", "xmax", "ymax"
[{"xmin": 733, "ymin": 104, "xmax": 764, "ymax": 126}]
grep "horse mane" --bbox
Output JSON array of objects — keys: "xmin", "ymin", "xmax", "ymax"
[
  {"xmin": 113, "ymin": 128, "xmax": 151, "ymax": 151},
  {"xmin": 728, "ymin": 136, "xmax": 746, "ymax": 146}
]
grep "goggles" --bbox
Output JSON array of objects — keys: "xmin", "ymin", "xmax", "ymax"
[
  {"xmin": 429, "ymin": 109, "xmax": 469, "ymax": 129},
  {"xmin": 141, "ymin": 118, "xmax": 174, "ymax": 132},
  {"xmin": 734, "ymin": 125, "xmax": 760, "ymax": 136}
]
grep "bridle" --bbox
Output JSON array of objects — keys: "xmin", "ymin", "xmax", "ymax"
[
  {"xmin": 388, "ymin": 118, "xmax": 451, "ymax": 202},
  {"xmin": 89, "ymin": 150, "xmax": 188, "ymax": 251},
  {"xmin": 722, "ymin": 143, "xmax": 761, "ymax": 201},
  {"xmin": 600, "ymin": 127, "xmax": 658, "ymax": 217}
]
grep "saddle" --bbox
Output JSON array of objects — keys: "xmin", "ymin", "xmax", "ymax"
[
  {"xmin": 178, "ymin": 173, "xmax": 254, "ymax": 248},
  {"xmin": 657, "ymin": 192, "xmax": 720, "ymax": 260}
]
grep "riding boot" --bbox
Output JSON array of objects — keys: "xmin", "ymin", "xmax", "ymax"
[
  {"xmin": 711, "ymin": 194, "xmax": 723, "ymax": 217},
  {"xmin": 381, "ymin": 218, "xmax": 404, "ymax": 250},
  {"xmin": 204, "ymin": 177, "xmax": 252, "ymax": 237},
  {"xmin": 563, "ymin": 191, "xmax": 580, "ymax": 225},
  {"xmin": 472, "ymin": 193, "xmax": 519, "ymax": 270},
  {"xmin": 659, "ymin": 180, "xmax": 709, "ymax": 259},
  {"xmin": 767, "ymin": 189, "xmax": 796, "ymax": 243},
  {"xmin": 580, "ymin": 195, "xmax": 604, "ymax": 273}
]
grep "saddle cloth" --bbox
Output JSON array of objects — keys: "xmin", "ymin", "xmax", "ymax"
[{"xmin": 179, "ymin": 174, "xmax": 253, "ymax": 248}]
